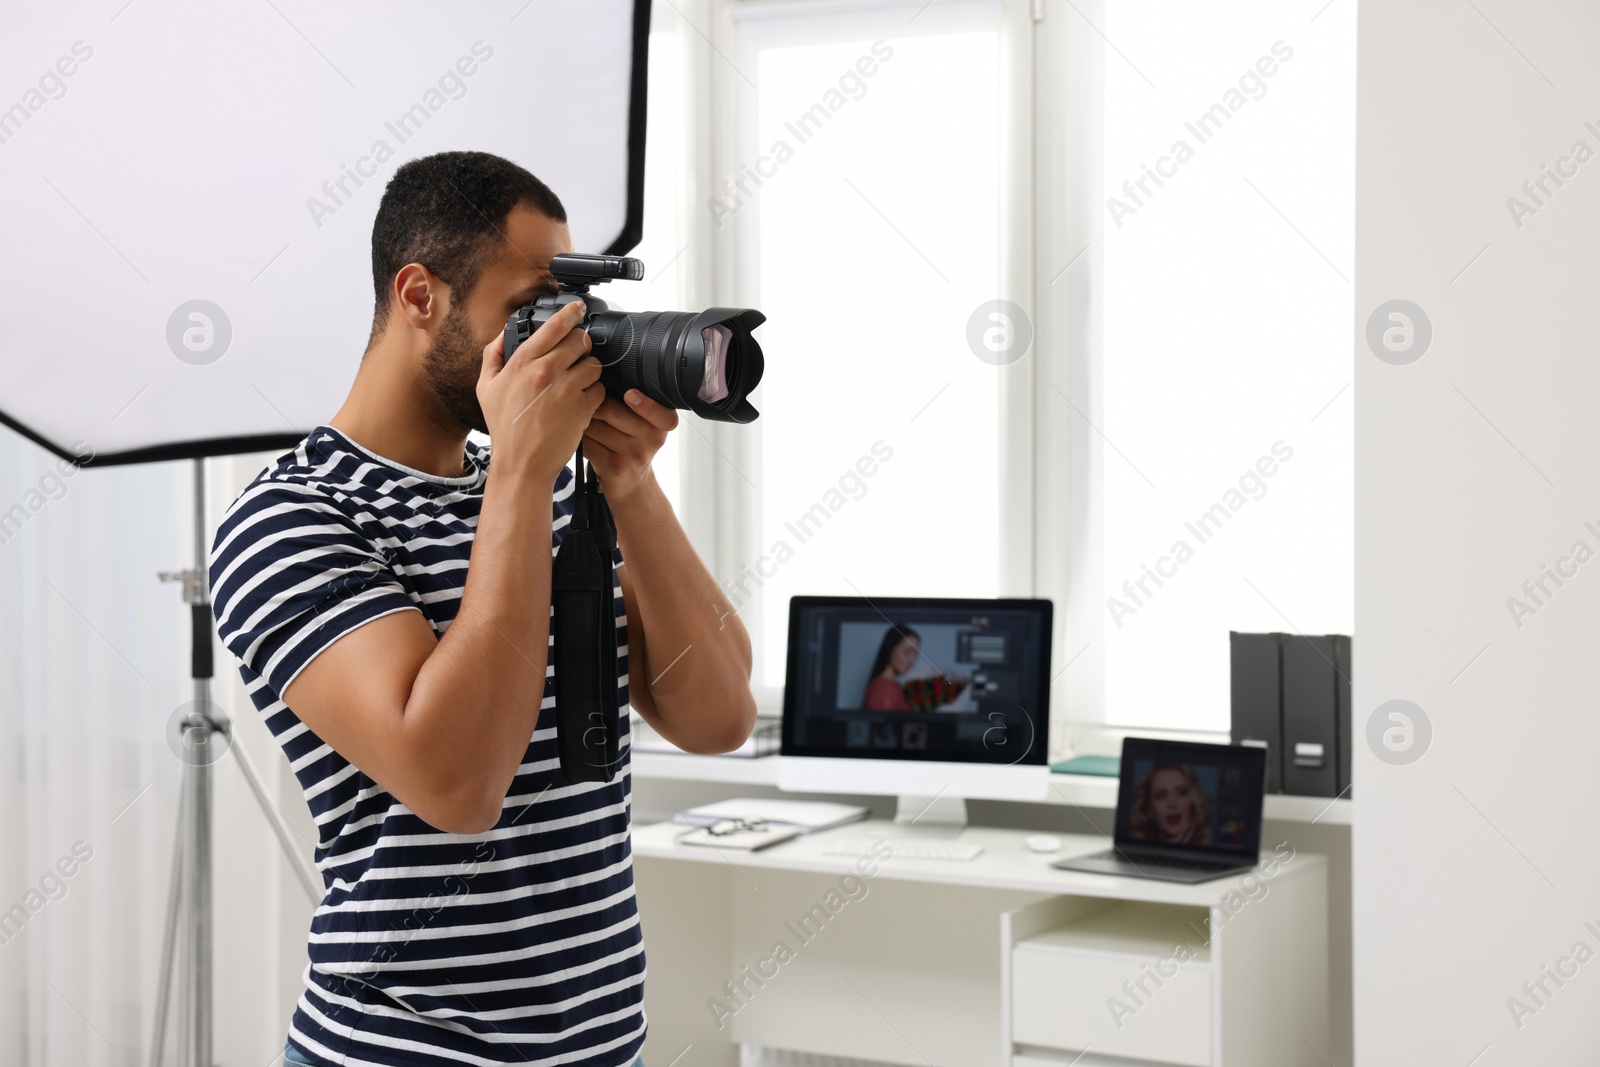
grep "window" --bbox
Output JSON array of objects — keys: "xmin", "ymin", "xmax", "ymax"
[
  {"xmin": 630, "ymin": 0, "xmax": 1356, "ymax": 736},
  {"xmin": 1088, "ymin": 1, "xmax": 1355, "ymax": 730},
  {"xmin": 728, "ymin": 1, "xmax": 1011, "ymax": 695}
]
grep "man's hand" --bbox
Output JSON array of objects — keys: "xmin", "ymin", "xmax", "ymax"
[
  {"xmin": 581, "ymin": 389, "xmax": 680, "ymax": 502},
  {"xmin": 477, "ymin": 299, "xmax": 605, "ymax": 487}
]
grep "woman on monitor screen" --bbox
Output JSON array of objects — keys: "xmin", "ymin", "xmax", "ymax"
[
  {"xmin": 1128, "ymin": 763, "xmax": 1214, "ymax": 845},
  {"xmin": 862, "ymin": 624, "xmax": 919, "ymax": 710}
]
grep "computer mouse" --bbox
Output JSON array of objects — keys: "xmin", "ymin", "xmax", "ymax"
[{"xmin": 1025, "ymin": 834, "xmax": 1062, "ymax": 854}]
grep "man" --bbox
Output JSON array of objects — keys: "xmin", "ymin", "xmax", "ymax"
[{"xmin": 210, "ymin": 150, "xmax": 756, "ymax": 1067}]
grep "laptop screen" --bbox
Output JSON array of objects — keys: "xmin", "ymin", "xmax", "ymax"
[{"xmin": 1112, "ymin": 738, "xmax": 1267, "ymax": 861}]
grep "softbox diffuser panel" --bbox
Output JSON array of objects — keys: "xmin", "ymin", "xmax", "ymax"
[{"xmin": 0, "ymin": 0, "xmax": 648, "ymax": 466}]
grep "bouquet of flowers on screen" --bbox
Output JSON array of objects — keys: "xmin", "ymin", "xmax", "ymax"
[
  {"xmin": 901, "ymin": 673, "xmax": 969, "ymax": 711},
  {"xmin": 844, "ymin": 620, "xmax": 980, "ymax": 713}
]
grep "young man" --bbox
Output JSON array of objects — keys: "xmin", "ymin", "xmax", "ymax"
[{"xmin": 210, "ymin": 151, "xmax": 756, "ymax": 1067}]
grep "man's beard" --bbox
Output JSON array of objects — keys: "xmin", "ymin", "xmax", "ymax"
[{"xmin": 422, "ymin": 304, "xmax": 488, "ymax": 433}]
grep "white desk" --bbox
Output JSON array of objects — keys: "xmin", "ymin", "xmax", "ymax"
[
  {"xmin": 630, "ymin": 753, "xmax": 1355, "ymax": 826},
  {"xmin": 632, "ymin": 819, "xmax": 1329, "ymax": 1067}
]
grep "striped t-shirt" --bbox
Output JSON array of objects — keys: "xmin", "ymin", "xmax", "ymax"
[{"xmin": 209, "ymin": 426, "xmax": 645, "ymax": 1067}]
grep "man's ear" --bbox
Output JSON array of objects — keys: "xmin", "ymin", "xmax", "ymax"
[{"xmin": 393, "ymin": 263, "xmax": 450, "ymax": 331}]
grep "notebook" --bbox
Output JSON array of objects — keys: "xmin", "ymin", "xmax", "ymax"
[
  {"xmin": 676, "ymin": 823, "xmax": 803, "ymax": 852},
  {"xmin": 673, "ymin": 798, "xmax": 869, "ymax": 834}
]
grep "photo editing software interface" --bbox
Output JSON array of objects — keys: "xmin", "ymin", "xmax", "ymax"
[
  {"xmin": 783, "ymin": 598, "xmax": 1050, "ymax": 766},
  {"xmin": 1114, "ymin": 741, "xmax": 1265, "ymax": 857}
]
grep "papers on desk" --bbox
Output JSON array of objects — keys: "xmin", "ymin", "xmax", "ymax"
[
  {"xmin": 672, "ymin": 797, "xmax": 870, "ymax": 834},
  {"xmin": 676, "ymin": 823, "xmax": 802, "ymax": 852}
]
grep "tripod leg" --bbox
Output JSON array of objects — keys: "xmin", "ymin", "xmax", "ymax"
[
  {"xmin": 150, "ymin": 763, "xmax": 190, "ymax": 1067},
  {"xmin": 191, "ymin": 720, "xmax": 214, "ymax": 1067},
  {"xmin": 228, "ymin": 739, "xmax": 322, "ymax": 905}
]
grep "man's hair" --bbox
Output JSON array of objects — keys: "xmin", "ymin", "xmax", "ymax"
[{"xmin": 368, "ymin": 150, "xmax": 566, "ymax": 338}]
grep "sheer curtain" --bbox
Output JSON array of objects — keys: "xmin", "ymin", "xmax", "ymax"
[
  {"xmin": 0, "ymin": 433, "xmax": 185, "ymax": 1064},
  {"xmin": 0, "ymin": 436, "xmax": 304, "ymax": 1065}
]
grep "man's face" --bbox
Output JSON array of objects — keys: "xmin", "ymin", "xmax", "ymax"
[{"xmin": 423, "ymin": 204, "xmax": 573, "ymax": 433}]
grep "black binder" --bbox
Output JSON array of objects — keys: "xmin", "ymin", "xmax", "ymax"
[
  {"xmin": 1231, "ymin": 631, "xmax": 1352, "ymax": 799},
  {"xmin": 1229, "ymin": 631, "xmax": 1283, "ymax": 794},
  {"xmin": 1281, "ymin": 635, "xmax": 1340, "ymax": 798},
  {"xmin": 1333, "ymin": 634, "xmax": 1352, "ymax": 798}
]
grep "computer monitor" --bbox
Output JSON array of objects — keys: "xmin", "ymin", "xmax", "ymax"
[{"xmin": 779, "ymin": 596, "xmax": 1053, "ymax": 811}]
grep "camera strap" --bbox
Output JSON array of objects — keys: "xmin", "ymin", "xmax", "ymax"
[{"xmin": 551, "ymin": 446, "xmax": 620, "ymax": 784}]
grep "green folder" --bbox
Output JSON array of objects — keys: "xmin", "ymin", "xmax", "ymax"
[{"xmin": 1049, "ymin": 754, "xmax": 1121, "ymax": 777}]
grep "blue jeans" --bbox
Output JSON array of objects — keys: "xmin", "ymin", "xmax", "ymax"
[{"xmin": 286, "ymin": 1045, "xmax": 642, "ymax": 1067}]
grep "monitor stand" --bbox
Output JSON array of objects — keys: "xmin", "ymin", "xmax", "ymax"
[{"xmin": 890, "ymin": 794, "xmax": 969, "ymax": 837}]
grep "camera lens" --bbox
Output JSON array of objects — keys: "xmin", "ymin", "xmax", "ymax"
[
  {"xmin": 501, "ymin": 252, "xmax": 766, "ymax": 424},
  {"xmin": 586, "ymin": 307, "xmax": 765, "ymax": 424},
  {"xmin": 699, "ymin": 325, "xmax": 732, "ymax": 403}
]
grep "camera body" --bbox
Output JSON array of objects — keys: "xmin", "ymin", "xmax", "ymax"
[{"xmin": 503, "ymin": 253, "xmax": 765, "ymax": 424}]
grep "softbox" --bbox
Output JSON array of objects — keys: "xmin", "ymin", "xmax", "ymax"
[{"xmin": 0, "ymin": 0, "xmax": 648, "ymax": 465}]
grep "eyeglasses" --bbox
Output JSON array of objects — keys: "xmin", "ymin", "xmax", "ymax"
[{"xmin": 676, "ymin": 817, "xmax": 769, "ymax": 842}]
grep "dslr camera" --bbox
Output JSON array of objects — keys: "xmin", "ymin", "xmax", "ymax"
[{"xmin": 503, "ymin": 253, "xmax": 766, "ymax": 423}]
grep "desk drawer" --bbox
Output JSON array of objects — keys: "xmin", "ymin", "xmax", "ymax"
[{"xmin": 1012, "ymin": 943, "xmax": 1213, "ymax": 1066}]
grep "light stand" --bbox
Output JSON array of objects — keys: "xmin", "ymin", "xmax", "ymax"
[{"xmin": 149, "ymin": 459, "xmax": 323, "ymax": 1067}]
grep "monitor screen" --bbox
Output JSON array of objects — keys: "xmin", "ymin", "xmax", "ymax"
[
  {"xmin": 781, "ymin": 597, "xmax": 1052, "ymax": 767},
  {"xmin": 1112, "ymin": 739, "xmax": 1267, "ymax": 860}
]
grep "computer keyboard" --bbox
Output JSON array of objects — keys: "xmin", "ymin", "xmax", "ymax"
[{"xmin": 822, "ymin": 838, "xmax": 984, "ymax": 862}]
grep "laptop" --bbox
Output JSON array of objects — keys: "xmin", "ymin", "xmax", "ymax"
[{"xmin": 1052, "ymin": 738, "xmax": 1267, "ymax": 884}]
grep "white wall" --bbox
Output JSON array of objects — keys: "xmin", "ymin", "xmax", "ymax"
[{"xmin": 1355, "ymin": 0, "xmax": 1600, "ymax": 1061}]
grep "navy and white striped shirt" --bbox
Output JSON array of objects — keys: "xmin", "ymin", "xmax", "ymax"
[{"xmin": 210, "ymin": 426, "xmax": 645, "ymax": 1067}]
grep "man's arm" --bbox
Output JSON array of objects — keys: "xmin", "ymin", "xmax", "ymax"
[
  {"xmin": 280, "ymin": 302, "xmax": 603, "ymax": 835},
  {"xmin": 582, "ymin": 395, "xmax": 758, "ymax": 754},
  {"xmin": 614, "ymin": 524, "xmax": 756, "ymax": 753}
]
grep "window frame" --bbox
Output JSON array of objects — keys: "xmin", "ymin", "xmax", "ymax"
[{"xmin": 658, "ymin": 0, "xmax": 1326, "ymax": 749}]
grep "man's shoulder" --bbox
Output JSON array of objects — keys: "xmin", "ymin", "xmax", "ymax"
[
  {"xmin": 218, "ymin": 430, "xmax": 569, "ymax": 534},
  {"xmin": 209, "ymin": 435, "xmax": 398, "ymax": 620},
  {"xmin": 211, "ymin": 433, "xmax": 391, "ymax": 568},
  {"xmin": 223, "ymin": 434, "xmax": 364, "ymax": 523}
]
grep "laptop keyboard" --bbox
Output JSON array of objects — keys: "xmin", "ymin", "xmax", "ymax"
[{"xmin": 1117, "ymin": 850, "xmax": 1241, "ymax": 872}]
